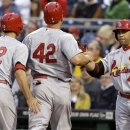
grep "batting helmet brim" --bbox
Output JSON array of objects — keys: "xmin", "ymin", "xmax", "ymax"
[{"xmin": 113, "ymin": 28, "xmax": 130, "ymax": 32}]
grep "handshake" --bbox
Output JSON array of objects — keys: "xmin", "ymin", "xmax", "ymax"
[
  {"xmin": 77, "ymin": 41, "xmax": 95, "ymax": 71},
  {"xmin": 84, "ymin": 51, "xmax": 95, "ymax": 64},
  {"xmin": 77, "ymin": 41, "xmax": 94, "ymax": 62}
]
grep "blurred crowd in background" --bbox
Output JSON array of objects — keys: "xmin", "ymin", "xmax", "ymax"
[{"xmin": 0, "ymin": 0, "xmax": 129, "ymax": 110}]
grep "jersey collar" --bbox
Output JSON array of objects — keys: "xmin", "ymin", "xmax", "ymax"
[{"xmin": 123, "ymin": 46, "xmax": 130, "ymax": 51}]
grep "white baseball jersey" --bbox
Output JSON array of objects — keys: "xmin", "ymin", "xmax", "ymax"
[
  {"xmin": 101, "ymin": 47, "xmax": 130, "ymax": 93},
  {"xmin": 23, "ymin": 27, "xmax": 82, "ymax": 81},
  {"xmin": 0, "ymin": 36, "xmax": 28, "ymax": 85}
]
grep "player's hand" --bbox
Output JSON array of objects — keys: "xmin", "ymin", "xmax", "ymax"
[
  {"xmin": 84, "ymin": 51, "xmax": 94, "ymax": 62},
  {"xmin": 27, "ymin": 96, "xmax": 41, "ymax": 114}
]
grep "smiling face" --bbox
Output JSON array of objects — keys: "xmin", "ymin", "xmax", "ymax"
[{"xmin": 117, "ymin": 29, "xmax": 130, "ymax": 47}]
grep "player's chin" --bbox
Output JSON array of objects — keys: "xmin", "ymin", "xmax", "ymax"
[{"xmin": 120, "ymin": 41, "xmax": 126, "ymax": 46}]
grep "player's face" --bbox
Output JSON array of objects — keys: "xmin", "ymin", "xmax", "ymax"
[{"xmin": 117, "ymin": 29, "xmax": 130, "ymax": 47}]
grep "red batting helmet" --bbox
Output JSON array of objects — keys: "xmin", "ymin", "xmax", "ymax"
[
  {"xmin": 1, "ymin": 13, "xmax": 24, "ymax": 35},
  {"xmin": 43, "ymin": 2, "xmax": 63, "ymax": 24},
  {"xmin": 113, "ymin": 19, "xmax": 130, "ymax": 40}
]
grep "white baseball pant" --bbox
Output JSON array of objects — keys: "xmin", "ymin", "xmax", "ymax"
[
  {"xmin": 0, "ymin": 82, "xmax": 17, "ymax": 130},
  {"xmin": 29, "ymin": 76, "xmax": 72, "ymax": 130},
  {"xmin": 116, "ymin": 94, "xmax": 130, "ymax": 130}
]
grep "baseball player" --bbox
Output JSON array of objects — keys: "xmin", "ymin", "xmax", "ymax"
[
  {"xmin": 22, "ymin": 2, "xmax": 93, "ymax": 130},
  {"xmin": 0, "ymin": 13, "xmax": 40, "ymax": 130},
  {"xmin": 85, "ymin": 19, "xmax": 130, "ymax": 130}
]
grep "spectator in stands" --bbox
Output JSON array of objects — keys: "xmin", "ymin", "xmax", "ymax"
[
  {"xmin": 30, "ymin": 0, "xmax": 45, "ymax": 26},
  {"xmin": 14, "ymin": 0, "xmax": 31, "ymax": 24},
  {"xmin": 67, "ymin": 0, "xmax": 78, "ymax": 17},
  {"xmin": 0, "ymin": 0, "xmax": 20, "ymax": 16},
  {"xmin": 40, "ymin": 0, "xmax": 68, "ymax": 17},
  {"xmin": 105, "ymin": 0, "xmax": 130, "ymax": 19},
  {"xmin": 0, "ymin": 0, "xmax": 2, "ymax": 6},
  {"xmin": 87, "ymin": 40, "xmax": 104, "ymax": 63},
  {"xmin": 70, "ymin": 76, "xmax": 91, "ymax": 110},
  {"xmin": 107, "ymin": 39, "xmax": 121, "ymax": 52},
  {"xmin": 81, "ymin": 32, "xmax": 96, "ymax": 45},
  {"xmin": 97, "ymin": 25, "xmax": 115, "ymax": 55},
  {"xmin": 25, "ymin": 21, "xmax": 38, "ymax": 36},
  {"xmin": 127, "ymin": 0, "xmax": 130, "ymax": 3},
  {"xmin": 98, "ymin": 0, "xmax": 110, "ymax": 14},
  {"xmin": 97, "ymin": 73, "xmax": 117, "ymax": 109},
  {"xmin": 68, "ymin": 26, "xmax": 80, "ymax": 41},
  {"xmin": 19, "ymin": 21, "xmax": 38, "ymax": 42},
  {"xmin": 71, "ymin": 0, "xmax": 103, "ymax": 18},
  {"xmin": 30, "ymin": 0, "xmax": 41, "ymax": 17},
  {"xmin": 81, "ymin": 66, "xmax": 101, "ymax": 109}
]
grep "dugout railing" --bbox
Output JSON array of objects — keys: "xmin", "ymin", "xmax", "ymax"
[
  {"xmin": 17, "ymin": 107, "xmax": 115, "ymax": 130},
  {"xmin": 0, "ymin": 18, "xmax": 119, "ymax": 36}
]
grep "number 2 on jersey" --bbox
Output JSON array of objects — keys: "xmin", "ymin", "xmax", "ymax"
[
  {"xmin": 0, "ymin": 47, "xmax": 7, "ymax": 64},
  {"xmin": 33, "ymin": 43, "xmax": 57, "ymax": 63}
]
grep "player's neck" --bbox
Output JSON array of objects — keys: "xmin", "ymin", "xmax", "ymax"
[
  {"xmin": 47, "ymin": 22, "xmax": 61, "ymax": 29},
  {"xmin": 4, "ymin": 32, "xmax": 17, "ymax": 39},
  {"xmin": 47, "ymin": 24, "xmax": 61, "ymax": 29}
]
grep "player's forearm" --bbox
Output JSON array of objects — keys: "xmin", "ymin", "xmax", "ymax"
[
  {"xmin": 77, "ymin": 55, "xmax": 91, "ymax": 66},
  {"xmin": 85, "ymin": 61, "xmax": 95, "ymax": 71},
  {"xmin": 70, "ymin": 53, "xmax": 92, "ymax": 66},
  {"xmin": 15, "ymin": 69, "xmax": 33, "ymax": 100}
]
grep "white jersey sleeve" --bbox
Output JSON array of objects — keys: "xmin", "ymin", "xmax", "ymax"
[
  {"xmin": 13, "ymin": 44, "xmax": 28, "ymax": 67},
  {"xmin": 61, "ymin": 35, "xmax": 82, "ymax": 60},
  {"xmin": 22, "ymin": 35, "xmax": 31, "ymax": 48}
]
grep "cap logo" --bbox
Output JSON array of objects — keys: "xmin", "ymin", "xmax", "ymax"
[
  {"xmin": 125, "ymin": 23, "xmax": 129, "ymax": 28},
  {"xmin": 118, "ymin": 22, "xmax": 122, "ymax": 27}
]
